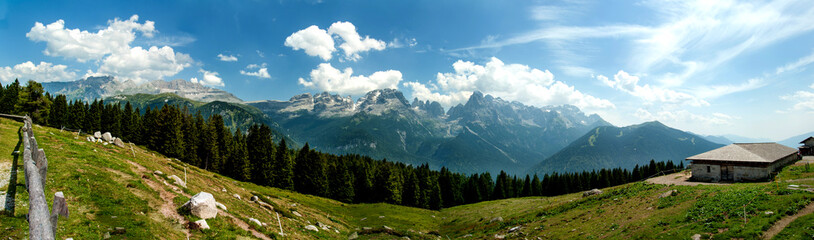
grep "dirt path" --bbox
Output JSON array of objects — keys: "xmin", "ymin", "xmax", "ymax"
[
  {"xmin": 646, "ymin": 171, "xmax": 728, "ymax": 186},
  {"xmin": 126, "ymin": 160, "xmax": 271, "ymax": 240},
  {"xmin": 762, "ymin": 201, "xmax": 814, "ymax": 239}
]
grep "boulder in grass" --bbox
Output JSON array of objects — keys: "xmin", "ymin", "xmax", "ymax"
[
  {"xmin": 195, "ymin": 219, "xmax": 210, "ymax": 230},
  {"xmin": 233, "ymin": 194, "xmax": 241, "ymax": 200},
  {"xmin": 94, "ymin": 131, "xmax": 102, "ymax": 138},
  {"xmin": 168, "ymin": 175, "xmax": 185, "ymax": 187},
  {"xmin": 102, "ymin": 132, "xmax": 113, "ymax": 142},
  {"xmin": 305, "ymin": 225, "xmax": 319, "ymax": 232},
  {"xmin": 582, "ymin": 189, "xmax": 602, "ymax": 197},
  {"xmin": 182, "ymin": 192, "xmax": 218, "ymax": 219},
  {"xmin": 114, "ymin": 138, "xmax": 125, "ymax": 148},
  {"xmin": 216, "ymin": 202, "xmax": 227, "ymax": 211}
]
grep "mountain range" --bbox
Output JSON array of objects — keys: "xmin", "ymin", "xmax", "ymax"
[
  {"xmin": 41, "ymin": 76, "xmax": 742, "ymax": 176},
  {"xmin": 42, "ymin": 76, "xmax": 242, "ymax": 103}
]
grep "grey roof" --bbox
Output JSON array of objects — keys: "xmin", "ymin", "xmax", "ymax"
[
  {"xmin": 687, "ymin": 143, "xmax": 797, "ymax": 163},
  {"xmin": 801, "ymin": 136, "xmax": 814, "ymax": 144}
]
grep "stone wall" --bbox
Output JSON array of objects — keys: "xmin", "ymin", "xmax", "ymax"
[
  {"xmin": 690, "ymin": 163, "xmax": 720, "ymax": 182},
  {"xmin": 733, "ymin": 166, "xmax": 770, "ymax": 181}
]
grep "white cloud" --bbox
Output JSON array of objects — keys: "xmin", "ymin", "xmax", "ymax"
[
  {"xmin": 26, "ymin": 15, "xmax": 155, "ymax": 62},
  {"xmin": 0, "ymin": 61, "xmax": 77, "ymax": 83},
  {"xmin": 240, "ymin": 64, "xmax": 270, "ymax": 79},
  {"xmin": 217, "ymin": 54, "xmax": 238, "ymax": 62},
  {"xmin": 406, "ymin": 57, "xmax": 614, "ymax": 111},
  {"xmin": 285, "ymin": 21, "xmax": 386, "ymax": 61},
  {"xmin": 781, "ymin": 83, "xmax": 814, "ymax": 112},
  {"xmin": 327, "ymin": 21, "xmax": 386, "ymax": 61},
  {"xmin": 461, "ymin": 1, "xmax": 814, "ymax": 87},
  {"xmin": 26, "ymin": 15, "xmax": 193, "ymax": 83},
  {"xmin": 388, "ymin": 38, "xmax": 418, "ymax": 48},
  {"xmin": 635, "ymin": 108, "xmax": 734, "ymax": 125},
  {"xmin": 692, "ymin": 78, "xmax": 765, "ymax": 100},
  {"xmin": 194, "ymin": 69, "xmax": 224, "ymax": 87},
  {"xmin": 776, "ymin": 50, "xmax": 814, "ymax": 74},
  {"xmin": 298, "ymin": 63, "xmax": 401, "ymax": 96},
  {"xmin": 284, "ymin": 25, "xmax": 335, "ymax": 61},
  {"xmin": 98, "ymin": 46, "xmax": 192, "ymax": 83},
  {"xmin": 599, "ymin": 70, "xmax": 708, "ymax": 106}
]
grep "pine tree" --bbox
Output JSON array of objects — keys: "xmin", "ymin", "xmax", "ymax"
[
  {"xmin": 531, "ymin": 174, "xmax": 541, "ymax": 196},
  {"xmin": 0, "ymin": 79, "xmax": 20, "ymax": 114},
  {"xmin": 521, "ymin": 175, "xmax": 532, "ymax": 197},
  {"xmin": 247, "ymin": 124, "xmax": 273, "ymax": 185},
  {"xmin": 329, "ymin": 160, "xmax": 355, "ymax": 203},
  {"xmin": 230, "ymin": 130, "xmax": 251, "ymax": 181},
  {"xmin": 49, "ymin": 95, "xmax": 68, "ymax": 128},
  {"xmin": 493, "ymin": 171, "xmax": 508, "ymax": 200},
  {"xmin": 273, "ymin": 138, "xmax": 294, "ymax": 190}
]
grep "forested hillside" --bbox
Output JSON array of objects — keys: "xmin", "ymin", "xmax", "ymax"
[{"xmin": 0, "ymin": 79, "xmax": 687, "ymax": 210}]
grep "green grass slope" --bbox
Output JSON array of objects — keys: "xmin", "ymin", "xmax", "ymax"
[
  {"xmin": 3, "ymin": 117, "xmax": 813, "ymax": 239},
  {"xmin": 0, "ymin": 117, "xmax": 438, "ymax": 239}
]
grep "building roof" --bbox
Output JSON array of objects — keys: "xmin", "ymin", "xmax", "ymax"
[
  {"xmin": 686, "ymin": 143, "xmax": 798, "ymax": 163},
  {"xmin": 801, "ymin": 136, "xmax": 814, "ymax": 144}
]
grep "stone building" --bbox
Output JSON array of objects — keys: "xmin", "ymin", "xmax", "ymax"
[
  {"xmin": 799, "ymin": 137, "xmax": 814, "ymax": 156},
  {"xmin": 687, "ymin": 143, "xmax": 799, "ymax": 182}
]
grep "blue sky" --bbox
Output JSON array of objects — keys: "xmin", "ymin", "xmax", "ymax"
[{"xmin": 1, "ymin": 0, "xmax": 814, "ymax": 140}]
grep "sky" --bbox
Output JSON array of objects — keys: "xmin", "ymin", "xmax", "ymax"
[{"xmin": 1, "ymin": 0, "xmax": 813, "ymax": 141}]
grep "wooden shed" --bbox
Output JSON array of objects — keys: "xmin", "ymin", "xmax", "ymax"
[
  {"xmin": 800, "ymin": 136, "xmax": 814, "ymax": 156},
  {"xmin": 687, "ymin": 143, "xmax": 799, "ymax": 182}
]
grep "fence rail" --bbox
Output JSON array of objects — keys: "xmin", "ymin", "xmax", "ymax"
[{"xmin": 3, "ymin": 114, "xmax": 68, "ymax": 240}]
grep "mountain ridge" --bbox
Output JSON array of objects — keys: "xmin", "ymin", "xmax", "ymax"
[{"xmin": 43, "ymin": 76, "xmax": 243, "ymax": 103}]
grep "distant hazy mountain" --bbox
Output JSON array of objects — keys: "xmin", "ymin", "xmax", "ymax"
[
  {"xmin": 698, "ymin": 135, "xmax": 733, "ymax": 145},
  {"xmin": 721, "ymin": 134, "xmax": 772, "ymax": 143},
  {"xmin": 43, "ymin": 76, "xmax": 242, "ymax": 103},
  {"xmin": 530, "ymin": 121, "xmax": 723, "ymax": 175},
  {"xmin": 248, "ymin": 89, "xmax": 609, "ymax": 175},
  {"xmin": 778, "ymin": 131, "xmax": 814, "ymax": 148}
]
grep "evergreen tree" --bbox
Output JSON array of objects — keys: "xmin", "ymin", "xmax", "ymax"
[
  {"xmin": 0, "ymin": 79, "xmax": 20, "ymax": 114},
  {"xmin": 493, "ymin": 171, "xmax": 508, "ymax": 200},
  {"xmin": 272, "ymin": 138, "xmax": 294, "ymax": 190},
  {"xmin": 247, "ymin": 124, "xmax": 273, "ymax": 185},
  {"xmin": 531, "ymin": 174, "xmax": 541, "ymax": 196},
  {"xmin": 49, "ymin": 95, "xmax": 68, "ymax": 128},
  {"xmin": 521, "ymin": 175, "xmax": 532, "ymax": 197},
  {"xmin": 230, "ymin": 130, "xmax": 251, "ymax": 181},
  {"xmin": 329, "ymin": 160, "xmax": 355, "ymax": 203}
]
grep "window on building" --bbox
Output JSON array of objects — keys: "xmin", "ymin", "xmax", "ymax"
[{"xmin": 707, "ymin": 166, "xmax": 710, "ymax": 173}]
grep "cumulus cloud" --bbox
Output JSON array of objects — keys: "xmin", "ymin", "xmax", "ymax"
[
  {"xmin": 285, "ymin": 21, "xmax": 386, "ymax": 61},
  {"xmin": 635, "ymin": 108, "xmax": 734, "ymax": 125},
  {"xmin": 0, "ymin": 61, "xmax": 77, "ymax": 83},
  {"xmin": 284, "ymin": 25, "xmax": 335, "ymax": 61},
  {"xmin": 192, "ymin": 69, "xmax": 224, "ymax": 87},
  {"xmin": 298, "ymin": 63, "xmax": 401, "ymax": 95},
  {"xmin": 405, "ymin": 57, "xmax": 614, "ymax": 111},
  {"xmin": 217, "ymin": 54, "xmax": 238, "ymax": 62},
  {"xmin": 26, "ymin": 15, "xmax": 155, "ymax": 62},
  {"xmin": 26, "ymin": 15, "xmax": 194, "ymax": 83},
  {"xmin": 240, "ymin": 64, "xmax": 270, "ymax": 79},
  {"xmin": 598, "ymin": 70, "xmax": 708, "ymax": 106},
  {"xmin": 98, "ymin": 46, "xmax": 192, "ymax": 82},
  {"xmin": 327, "ymin": 21, "xmax": 386, "ymax": 61}
]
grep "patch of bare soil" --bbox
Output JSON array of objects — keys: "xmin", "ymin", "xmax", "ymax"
[
  {"xmin": 646, "ymin": 171, "xmax": 727, "ymax": 186},
  {"xmin": 762, "ymin": 201, "xmax": 814, "ymax": 239}
]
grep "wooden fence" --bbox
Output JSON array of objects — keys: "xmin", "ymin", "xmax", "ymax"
[{"xmin": 4, "ymin": 114, "xmax": 68, "ymax": 240}]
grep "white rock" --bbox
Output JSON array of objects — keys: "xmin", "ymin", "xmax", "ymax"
[
  {"xmin": 113, "ymin": 138, "xmax": 125, "ymax": 148},
  {"xmin": 249, "ymin": 218, "xmax": 262, "ymax": 226},
  {"xmin": 168, "ymin": 175, "xmax": 185, "ymax": 187},
  {"xmin": 182, "ymin": 192, "xmax": 218, "ymax": 219},
  {"xmin": 233, "ymin": 194, "xmax": 241, "ymax": 200},
  {"xmin": 292, "ymin": 211, "xmax": 302, "ymax": 217},
  {"xmin": 94, "ymin": 131, "xmax": 102, "ymax": 138},
  {"xmin": 103, "ymin": 142, "xmax": 108, "ymax": 146},
  {"xmin": 216, "ymin": 202, "xmax": 227, "ymax": 211},
  {"xmin": 154, "ymin": 170, "xmax": 164, "ymax": 175},
  {"xmin": 102, "ymin": 132, "xmax": 113, "ymax": 142},
  {"xmin": 489, "ymin": 217, "xmax": 503, "ymax": 223},
  {"xmin": 305, "ymin": 225, "xmax": 319, "ymax": 232},
  {"xmin": 221, "ymin": 188, "xmax": 227, "ymax": 192},
  {"xmin": 765, "ymin": 211, "xmax": 774, "ymax": 215},
  {"xmin": 195, "ymin": 219, "xmax": 210, "ymax": 230}
]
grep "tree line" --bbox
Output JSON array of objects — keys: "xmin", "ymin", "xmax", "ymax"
[{"xmin": 0, "ymin": 79, "xmax": 685, "ymax": 209}]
